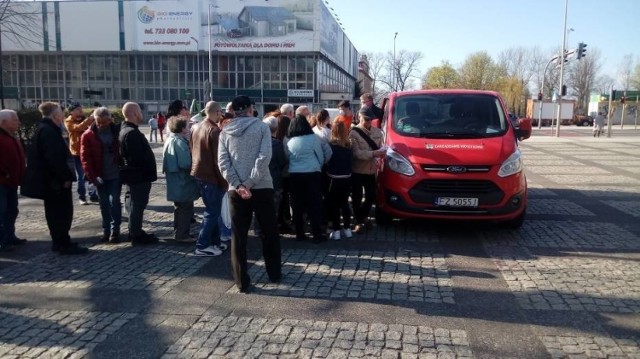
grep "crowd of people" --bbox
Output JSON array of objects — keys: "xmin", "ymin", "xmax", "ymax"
[{"xmin": 0, "ymin": 93, "xmax": 386, "ymax": 293}]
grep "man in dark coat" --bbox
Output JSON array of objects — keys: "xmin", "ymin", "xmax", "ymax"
[
  {"xmin": 22, "ymin": 102, "xmax": 88, "ymax": 254},
  {"xmin": 0, "ymin": 110, "xmax": 26, "ymax": 252},
  {"xmin": 119, "ymin": 102, "xmax": 159, "ymax": 245}
]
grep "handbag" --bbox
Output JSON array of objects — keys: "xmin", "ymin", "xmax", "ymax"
[{"xmin": 221, "ymin": 191, "xmax": 232, "ymax": 230}]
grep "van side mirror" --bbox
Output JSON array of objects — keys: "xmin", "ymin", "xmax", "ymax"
[{"xmin": 516, "ymin": 117, "xmax": 532, "ymax": 140}]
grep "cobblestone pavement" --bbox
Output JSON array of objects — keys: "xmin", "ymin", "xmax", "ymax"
[{"xmin": 1, "ymin": 134, "xmax": 639, "ymax": 358}]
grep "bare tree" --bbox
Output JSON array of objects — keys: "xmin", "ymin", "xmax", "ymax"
[
  {"xmin": 631, "ymin": 62, "xmax": 640, "ymax": 90},
  {"xmin": 498, "ymin": 47, "xmax": 537, "ymax": 115},
  {"xmin": 617, "ymin": 53, "xmax": 634, "ymax": 90},
  {"xmin": 566, "ymin": 48, "xmax": 602, "ymax": 113},
  {"xmin": 1, "ymin": 0, "xmax": 43, "ymax": 108},
  {"xmin": 594, "ymin": 74, "xmax": 616, "ymax": 95},
  {"xmin": 362, "ymin": 52, "xmax": 386, "ymax": 101},
  {"xmin": 390, "ymin": 50, "xmax": 423, "ymax": 92}
]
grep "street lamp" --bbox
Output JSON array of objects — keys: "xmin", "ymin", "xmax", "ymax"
[
  {"xmin": 393, "ymin": 32, "xmax": 398, "ymax": 92},
  {"xmin": 554, "ymin": 0, "xmax": 569, "ymax": 137},
  {"xmin": 537, "ymin": 55, "xmax": 560, "ymax": 129},
  {"xmin": 190, "ymin": 36, "xmax": 201, "ymax": 102},
  {"xmin": 208, "ymin": 1, "xmax": 213, "ymax": 100}
]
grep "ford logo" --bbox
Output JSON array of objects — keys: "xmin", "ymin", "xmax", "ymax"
[{"xmin": 446, "ymin": 166, "xmax": 467, "ymax": 173}]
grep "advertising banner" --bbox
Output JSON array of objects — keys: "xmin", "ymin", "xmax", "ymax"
[
  {"xmin": 199, "ymin": 0, "xmax": 316, "ymax": 53},
  {"xmin": 129, "ymin": 1, "xmax": 200, "ymax": 51}
]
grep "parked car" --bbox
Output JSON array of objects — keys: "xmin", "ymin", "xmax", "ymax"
[
  {"xmin": 572, "ymin": 115, "xmax": 593, "ymax": 126},
  {"xmin": 227, "ymin": 29, "xmax": 242, "ymax": 38},
  {"xmin": 375, "ymin": 90, "xmax": 532, "ymax": 228}
]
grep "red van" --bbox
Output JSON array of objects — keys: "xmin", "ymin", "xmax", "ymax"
[{"xmin": 375, "ymin": 90, "xmax": 532, "ymax": 228}]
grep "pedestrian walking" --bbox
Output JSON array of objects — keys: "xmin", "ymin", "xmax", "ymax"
[
  {"xmin": 148, "ymin": 114, "xmax": 159, "ymax": 143},
  {"xmin": 594, "ymin": 112, "xmax": 605, "ymax": 137}
]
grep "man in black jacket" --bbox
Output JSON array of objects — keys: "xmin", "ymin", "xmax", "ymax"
[
  {"xmin": 23, "ymin": 102, "xmax": 88, "ymax": 254},
  {"xmin": 119, "ymin": 102, "xmax": 159, "ymax": 245}
]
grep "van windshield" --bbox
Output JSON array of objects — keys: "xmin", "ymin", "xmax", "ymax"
[{"xmin": 392, "ymin": 94, "xmax": 508, "ymax": 138}]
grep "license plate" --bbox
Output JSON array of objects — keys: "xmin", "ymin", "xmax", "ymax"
[{"xmin": 436, "ymin": 197, "xmax": 479, "ymax": 207}]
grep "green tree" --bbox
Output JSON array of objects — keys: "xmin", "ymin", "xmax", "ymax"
[
  {"xmin": 422, "ymin": 61, "xmax": 458, "ymax": 89},
  {"xmin": 457, "ymin": 51, "xmax": 505, "ymax": 90}
]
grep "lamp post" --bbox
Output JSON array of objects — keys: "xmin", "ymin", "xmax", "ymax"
[
  {"xmin": 207, "ymin": 1, "xmax": 213, "ymax": 100},
  {"xmin": 554, "ymin": 0, "xmax": 569, "ymax": 137},
  {"xmin": 537, "ymin": 55, "xmax": 559, "ymax": 129},
  {"xmin": 392, "ymin": 32, "xmax": 398, "ymax": 92},
  {"xmin": 190, "ymin": 36, "xmax": 201, "ymax": 102}
]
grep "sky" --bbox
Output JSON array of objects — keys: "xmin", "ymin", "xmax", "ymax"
[{"xmin": 327, "ymin": 0, "xmax": 639, "ymax": 88}]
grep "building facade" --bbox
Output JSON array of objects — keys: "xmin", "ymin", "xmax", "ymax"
[{"xmin": 0, "ymin": 0, "xmax": 359, "ymax": 115}]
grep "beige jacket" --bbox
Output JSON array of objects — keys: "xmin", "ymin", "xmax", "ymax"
[{"xmin": 349, "ymin": 124, "xmax": 383, "ymax": 175}]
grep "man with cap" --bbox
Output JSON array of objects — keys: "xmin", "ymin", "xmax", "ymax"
[
  {"xmin": 64, "ymin": 102, "xmax": 97, "ymax": 204},
  {"xmin": 360, "ymin": 93, "xmax": 383, "ymax": 121},
  {"xmin": 218, "ymin": 95, "xmax": 281, "ymax": 293},
  {"xmin": 349, "ymin": 107, "xmax": 385, "ymax": 234}
]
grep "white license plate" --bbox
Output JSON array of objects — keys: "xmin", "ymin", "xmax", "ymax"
[{"xmin": 436, "ymin": 197, "xmax": 479, "ymax": 207}]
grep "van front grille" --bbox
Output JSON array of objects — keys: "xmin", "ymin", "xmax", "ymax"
[{"xmin": 408, "ymin": 179, "xmax": 504, "ymax": 205}]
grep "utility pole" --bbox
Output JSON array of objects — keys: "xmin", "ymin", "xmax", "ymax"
[{"xmin": 555, "ymin": 0, "xmax": 569, "ymax": 137}]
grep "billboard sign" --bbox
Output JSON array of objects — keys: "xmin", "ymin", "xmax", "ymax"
[
  {"xmin": 129, "ymin": 1, "xmax": 200, "ymax": 51},
  {"xmin": 199, "ymin": 0, "xmax": 316, "ymax": 53}
]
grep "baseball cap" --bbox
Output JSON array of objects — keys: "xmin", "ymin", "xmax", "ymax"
[
  {"xmin": 231, "ymin": 95, "xmax": 254, "ymax": 112},
  {"xmin": 358, "ymin": 106, "xmax": 375, "ymax": 121},
  {"xmin": 68, "ymin": 102, "xmax": 82, "ymax": 111}
]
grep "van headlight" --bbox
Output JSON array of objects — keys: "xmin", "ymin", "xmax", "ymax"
[
  {"xmin": 386, "ymin": 148, "xmax": 415, "ymax": 176},
  {"xmin": 498, "ymin": 149, "xmax": 523, "ymax": 177}
]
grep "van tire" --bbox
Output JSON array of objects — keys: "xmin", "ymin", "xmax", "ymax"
[
  {"xmin": 502, "ymin": 208, "xmax": 526, "ymax": 229},
  {"xmin": 375, "ymin": 207, "xmax": 393, "ymax": 225}
]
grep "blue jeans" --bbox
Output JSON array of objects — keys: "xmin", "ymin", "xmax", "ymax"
[
  {"xmin": 127, "ymin": 182, "xmax": 151, "ymax": 238},
  {"xmin": 196, "ymin": 180, "xmax": 226, "ymax": 250},
  {"xmin": 96, "ymin": 178, "xmax": 122, "ymax": 233},
  {"xmin": 0, "ymin": 185, "xmax": 19, "ymax": 246},
  {"xmin": 73, "ymin": 156, "xmax": 86, "ymax": 199}
]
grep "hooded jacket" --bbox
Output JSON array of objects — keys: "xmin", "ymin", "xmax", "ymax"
[{"xmin": 218, "ymin": 116, "xmax": 273, "ymax": 190}]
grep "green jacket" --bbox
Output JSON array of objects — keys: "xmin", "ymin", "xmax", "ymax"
[{"xmin": 162, "ymin": 134, "xmax": 200, "ymax": 202}]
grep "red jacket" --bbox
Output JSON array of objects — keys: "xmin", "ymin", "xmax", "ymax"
[
  {"xmin": 80, "ymin": 123, "xmax": 120, "ymax": 184},
  {"xmin": 0, "ymin": 128, "xmax": 26, "ymax": 189}
]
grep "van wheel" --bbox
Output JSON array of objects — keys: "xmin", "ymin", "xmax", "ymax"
[
  {"xmin": 375, "ymin": 207, "xmax": 393, "ymax": 225},
  {"xmin": 502, "ymin": 208, "xmax": 526, "ymax": 229}
]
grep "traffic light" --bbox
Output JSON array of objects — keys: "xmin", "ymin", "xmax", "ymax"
[
  {"xmin": 612, "ymin": 89, "xmax": 617, "ymax": 100},
  {"xmin": 561, "ymin": 85, "xmax": 567, "ymax": 96},
  {"xmin": 577, "ymin": 42, "xmax": 587, "ymax": 60},
  {"xmin": 537, "ymin": 92, "xmax": 543, "ymax": 101}
]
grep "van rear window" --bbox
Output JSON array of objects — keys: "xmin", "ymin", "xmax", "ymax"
[{"xmin": 392, "ymin": 94, "xmax": 507, "ymax": 138}]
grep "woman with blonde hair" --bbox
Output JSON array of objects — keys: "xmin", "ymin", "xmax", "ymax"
[{"xmin": 325, "ymin": 121, "xmax": 353, "ymax": 240}]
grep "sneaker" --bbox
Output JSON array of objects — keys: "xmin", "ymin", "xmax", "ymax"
[
  {"xmin": 220, "ymin": 235, "xmax": 231, "ymax": 242},
  {"xmin": 109, "ymin": 231, "xmax": 120, "ymax": 244},
  {"xmin": 342, "ymin": 228, "xmax": 353, "ymax": 238},
  {"xmin": 353, "ymin": 224, "xmax": 366, "ymax": 234},
  {"xmin": 100, "ymin": 232, "xmax": 110, "ymax": 243},
  {"xmin": 329, "ymin": 230, "xmax": 341, "ymax": 241},
  {"xmin": 218, "ymin": 243, "xmax": 228, "ymax": 251},
  {"xmin": 78, "ymin": 198, "xmax": 88, "ymax": 205},
  {"xmin": 89, "ymin": 195, "xmax": 100, "ymax": 203},
  {"xmin": 195, "ymin": 245, "xmax": 222, "ymax": 256}
]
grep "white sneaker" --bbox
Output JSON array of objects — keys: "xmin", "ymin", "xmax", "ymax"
[
  {"xmin": 78, "ymin": 199, "xmax": 88, "ymax": 205},
  {"xmin": 329, "ymin": 230, "xmax": 341, "ymax": 241},
  {"xmin": 218, "ymin": 243, "xmax": 228, "ymax": 251},
  {"xmin": 220, "ymin": 235, "xmax": 231, "ymax": 242},
  {"xmin": 342, "ymin": 228, "xmax": 353, "ymax": 238},
  {"xmin": 194, "ymin": 245, "xmax": 222, "ymax": 256}
]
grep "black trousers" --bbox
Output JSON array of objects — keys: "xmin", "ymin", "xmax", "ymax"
[
  {"xmin": 229, "ymin": 188, "xmax": 281, "ymax": 291},
  {"xmin": 289, "ymin": 172, "xmax": 323, "ymax": 240},
  {"xmin": 326, "ymin": 176, "xmax": 352, "ymax": 231},
  {"xmin": 44, "ymin": 187, "xmax": 74, "ymax": 248},
  {"xmin": 351, "ymin": 173, "xmax": 376, "ymax": 224}
]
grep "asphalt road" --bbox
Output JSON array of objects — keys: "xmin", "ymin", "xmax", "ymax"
[{"xmin": 1, "ymin": 131, "xmax": 639, "ymax": 358}]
